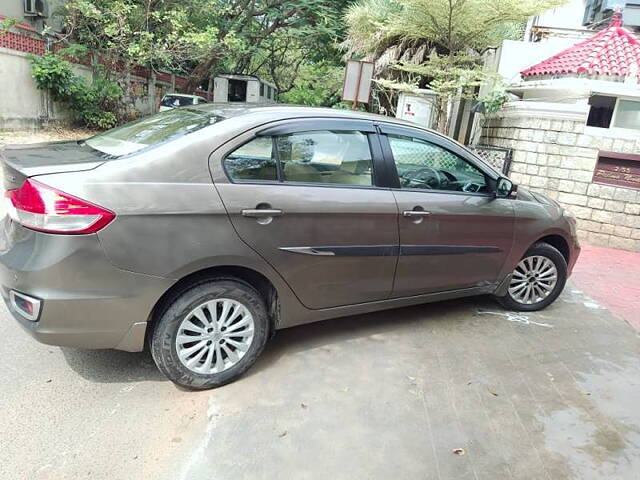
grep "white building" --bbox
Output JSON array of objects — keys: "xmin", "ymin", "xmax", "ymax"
[{"xmin": 212, "ymin": 75, "xmax": 278, "ymax": 104}]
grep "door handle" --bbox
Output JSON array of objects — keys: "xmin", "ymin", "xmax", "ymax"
[
  {"xmin": 402, "ymin": 210, "xmax": 431, "ymax": 217},
  {"xmin": 241, "ymin": 208, "xmax": 283, "ymax": 218}
]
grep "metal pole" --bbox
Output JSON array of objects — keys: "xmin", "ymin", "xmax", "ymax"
[{"xmin": 352, "ymin": 61, "xmax": 363, "ymax": 111}]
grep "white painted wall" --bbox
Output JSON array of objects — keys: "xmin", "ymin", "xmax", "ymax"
[
  {"xmin": 493, "ymin": 38, "xmax": 585, "ymax": 85},
  {"xmin": 525, "ymin": 0, "xmax": 588, "ymax": 33},
  {"xmin": 246, "ymin": 80, "xmax": 260, "ymax": 103},
  {"xmin": 0, "ymin": 47, "xmax": 93, "ymax": 129}
]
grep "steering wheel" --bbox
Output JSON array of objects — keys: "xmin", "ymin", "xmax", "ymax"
[
  {"xmin": 403, "ymin": 166, "xmax": 445, "ymax": 189},
  {"xmin": 462, "ymin": 181, "xmax": 482, "ymax": 193}
]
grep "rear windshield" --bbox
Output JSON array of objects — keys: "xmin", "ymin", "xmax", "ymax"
[
  {"xmin": 85, "ymin": 108, "xmax": 223, "ymax": 157},
  {"xmin": 161, "ymin": 95, "xmax": 197, "ymax": 107}
]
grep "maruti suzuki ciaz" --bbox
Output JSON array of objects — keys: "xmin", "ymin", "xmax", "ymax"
[{"xmin": 0, "ymin": 105, "xmax": 580, "ymax": 389}]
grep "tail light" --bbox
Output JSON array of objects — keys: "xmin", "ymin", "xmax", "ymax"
[{"xmin": 5, "ymin": 179, "xmax": 115, "ymax": 234}]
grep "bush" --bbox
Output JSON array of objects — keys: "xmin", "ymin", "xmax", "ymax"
[{"xmin": 28, "ymin": 46, "xmax": 122, "ymax": 130}]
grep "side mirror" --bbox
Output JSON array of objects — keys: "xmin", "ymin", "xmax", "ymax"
[{"xmin": 495, "ymin": 177, "xmax": 517, "ymax": 199}]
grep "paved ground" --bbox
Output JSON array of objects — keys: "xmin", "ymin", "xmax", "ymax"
[
  {"xmin": 1, "ymin": 131, "xmax": 639, "ymax": 478},
  {"xmin": 572, "ymin": 244, "xmax": 640, "ymax": 331},
  {"xmin": 1, "ymin": 283, "xmax": 639, "ymax": 480}
]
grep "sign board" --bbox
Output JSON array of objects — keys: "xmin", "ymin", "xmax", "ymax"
[
  {"xmin": 593, "ymin": 152, "xmax": 640, "ymax": 190},
  {"xmin": 342, "ymin": 59, "xmax": 374, "ymax": 104},
  {"xmin": 396, "ymin": 91, "xmax": 437, "ymax": 129}
]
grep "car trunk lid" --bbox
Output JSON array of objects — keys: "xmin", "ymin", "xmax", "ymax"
[{"xmin": 1, "ymin": 141, "xmax": 106, "ymax": 189}]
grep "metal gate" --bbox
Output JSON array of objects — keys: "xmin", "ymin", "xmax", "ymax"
[{"xmin": 467, "ymin": 146, "xmax": 513, "ymax": 175}]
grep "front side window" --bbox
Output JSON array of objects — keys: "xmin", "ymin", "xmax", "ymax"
[
  {"xmin": 388, "ymin": 134, "xmax": 488, "ymax": 193},
  {"xmin": 277, "ymin": 131, "xmax": 373, "ymax": 186},
  {"xmin": 225, "ymin": 136, "xmax": 277, "ymax": 181},
  {"xmin": 224, "ymin": 130, "xmax": 374, "ymax": 186}
]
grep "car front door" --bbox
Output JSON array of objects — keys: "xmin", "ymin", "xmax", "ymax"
[
  {"xmin": 210, "ymin": 119, "xmax": 399, "ymax": 310},
  {"xmin": 379, "ymin": 124, "xmax": 515, "ymax": 297}
]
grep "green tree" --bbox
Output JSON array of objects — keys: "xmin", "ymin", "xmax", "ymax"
[
  {"xmin": 60, "ymin": 0, "xmax": 218, "ymax": 115},
  {"xmin": 181, "ymin": 0, "xmax": 350, "ymax": 95},
  {"xmin": 344, "ymin": 0, "xmax": 567, "ymax": 131}
]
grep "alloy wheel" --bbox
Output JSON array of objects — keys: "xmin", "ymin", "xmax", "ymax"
[
  {"xmin": 508, "ymin": 255, "xmax": 558, "ymax": 305},
  {"xmin": 175, "ymin": 298, "xmax": 255, "ymax": 374}
]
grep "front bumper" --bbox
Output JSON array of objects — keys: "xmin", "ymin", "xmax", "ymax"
[{"xmin": 0, "ymin": 219, "xmax": 173, "ymax": 351}]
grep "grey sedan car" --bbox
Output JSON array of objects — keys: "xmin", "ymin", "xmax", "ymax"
[{"xmin": 0, "ymin": 105, "xmax": 579, "ymax": 389}]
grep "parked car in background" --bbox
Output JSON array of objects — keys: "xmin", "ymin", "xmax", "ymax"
[
  {"xmin": 0, "ymin": 105, "xmax": 580, "ymax": 390},
  {"xmin": 159, "ymin": 93, "xmax": 208, "ymax": 111}
]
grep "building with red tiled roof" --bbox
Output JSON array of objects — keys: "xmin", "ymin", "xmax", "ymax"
[
  {"xmin": 476, "ymin": 8, "xmax": 640, "ymax": 252},
  {"xmin": 521, "ymin": 12, "xmax": 640, "ymax": 81}
]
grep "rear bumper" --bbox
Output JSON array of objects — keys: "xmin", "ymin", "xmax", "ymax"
[{"xmin": 0, "ymin": 219, "xmax": 173, "ymax": 351}]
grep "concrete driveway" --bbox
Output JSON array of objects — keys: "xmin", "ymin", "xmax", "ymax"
[{"xmin": 1, "ymin": 286, "xmax": 639, "ymax": 480}]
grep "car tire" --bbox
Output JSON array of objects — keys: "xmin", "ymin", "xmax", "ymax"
[
  {"xmin": 494, "ymin": 242, "xmax": 567, "ymax": 312},
  {"xmin": 151, "ymin": 278, "xmax": 269, "ymax": 390}
]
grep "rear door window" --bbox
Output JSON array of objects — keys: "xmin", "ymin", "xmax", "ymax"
[
  {"xmin": 224, "ymin": 130, "xmax": 374, "ymax": 187},
  {"xmin": 278, "ymin": 131, "xmax": 373, "ymax": 186}
]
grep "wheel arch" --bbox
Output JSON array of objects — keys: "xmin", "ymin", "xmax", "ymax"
[
  {"xmin": 146, "ymin": 265, "xmax": 281, "ymax": 347},
  {"xmin": 534, "ymin": 233, "xmax": 570, "ymax": 264}
]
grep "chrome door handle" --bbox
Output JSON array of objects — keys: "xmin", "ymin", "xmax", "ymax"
[
  {"xmin": 402, "ymin": 210, "xmax": 431, "ymax": 217},
  {"xmin": 241, "ymin": 209, "xmax": 283, "ymax": 218}
]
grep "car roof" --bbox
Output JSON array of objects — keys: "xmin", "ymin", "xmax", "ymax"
[
  {"xmin": 163, "ymin": 93, "xmax": 201, "ymax": 99},
  {"xmin": 189, "ymin": 103, "xmax": 436, "ymax": 132}
]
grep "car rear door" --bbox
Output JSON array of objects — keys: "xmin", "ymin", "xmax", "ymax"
[
  {"xmin": 209, "ymin": 118, "xmax": 399, "ymax": 310},
  {"xmin": 378, "ymin": 124, "xmax": 515, "ymax": 297}
]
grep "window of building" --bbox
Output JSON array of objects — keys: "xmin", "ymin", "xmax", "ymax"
[
  {"xmin": 228, "ymin": 79, "xmax": 247, "ymax": 102},
  {"xmin": 586, "ymin": 95, "xmax": 616, "ymax": 128},
  {"xmin": 260, "ymin": 83, "xmax": 264, "ymax": 97},
  {"xmin": 587, "ymin": 95, "xmax": 640, "ymax": 131},
  {"xmin": 613, "ymin": 99, "xmax": 640, "ymax": 130}
]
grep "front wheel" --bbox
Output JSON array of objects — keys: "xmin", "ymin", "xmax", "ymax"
[
  {"xmin": 494, "ymin": 242, "xmax": 567, "ymax": 312},
  {"xmin": 151, "ymin": 279, "xmax": 269, "ymax": 390}
]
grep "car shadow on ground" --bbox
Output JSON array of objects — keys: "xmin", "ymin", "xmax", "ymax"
[
  {"xmin": 247, "ymin": 295, "xmax": 491, "ymax": 377},
  {"xmin": 60, "ymin": 295, "xmax": 497, "ymax": 385},
  {"xmin": 60, "ymin": 346, "xmax": 166, "ymax": 384}
]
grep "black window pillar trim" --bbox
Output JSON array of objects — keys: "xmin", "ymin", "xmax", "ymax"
[{"xmin": 374, "ymin": 124, "xmax": 401, "ymax": 189}]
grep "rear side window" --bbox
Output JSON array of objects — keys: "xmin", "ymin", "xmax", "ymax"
[
  {"xmin": 224, "ymin": 130, "xmax": 374, "ymax": 186},
  {"xmin": 85, "ymin": 108, "xmax": 222, "ymax": 157},
  {"xmin": 225, "ymin": 137, "xmax": 276, "ymax": 181}
]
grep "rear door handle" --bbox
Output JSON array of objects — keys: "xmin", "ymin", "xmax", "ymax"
[
  {"xmin": 241, "ymin": 209, "xmax": 283, "ymax": 218},
  {"xmin": 402, "ymin": 210, "xmax": 431, "ymax": 217}
]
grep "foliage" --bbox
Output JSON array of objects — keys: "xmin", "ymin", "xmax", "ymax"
[
  {"xmin": 61, "ymin": 0, "xmax": 217, "ymax": 72},
  {"xmin": 478, "ymin": 84, "xmax": 508, "ymax": 114},
  {"xmin": 344, "ymin": 0, "xmax": 567, "ymax": 131},
  {"xmin": 0, "ymin": 17, "xmax": 18, "ymax": 35},
  {"xmin": 28, "ymin": 47, "xmax": 122, "ymax": 129},
  {"xmin": 56, "ymin": 0, "xmax": 351, "ymax": 109},
  {"xmin": 279, "ymin": 62, "xmax": 344, "ymax": 106},
  {"xmin": 178, "ymin": 0, "xmax": 351, "ymax": 93}
]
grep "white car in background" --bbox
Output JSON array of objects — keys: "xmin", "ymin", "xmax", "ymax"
[{"xmin": 159, "ymin": 93, "xmax": 208, "ymax": 112}]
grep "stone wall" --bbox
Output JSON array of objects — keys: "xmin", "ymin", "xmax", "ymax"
[{"xmin": 480, "ymin": 108, "xmax": 640, "ymax": 252}]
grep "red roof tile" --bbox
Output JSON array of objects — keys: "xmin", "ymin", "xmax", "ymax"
[{"xmin": 521, "ymin": 12, "xmax": 640, "ymax": 80}]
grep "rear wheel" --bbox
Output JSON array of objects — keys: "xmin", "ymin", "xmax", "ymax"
[
  {"xmin": 151, "ymin": 279, "xmax": 269, "ymax": 390},
  {"xmin": 495, "ymin": 242, "xmax": 567, "ymax": 312}
]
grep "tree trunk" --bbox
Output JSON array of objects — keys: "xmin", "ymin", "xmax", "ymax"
[
  {"xmin": 182, "ymin": 55, "xmax": 218, "ymax": 94},
  {"xmin": 436, "ymin": 95, "xmax": 449, "ymax": 134}
]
